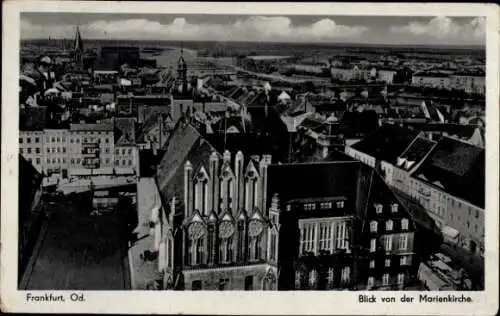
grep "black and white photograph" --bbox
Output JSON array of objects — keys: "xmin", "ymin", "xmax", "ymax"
[{"xmin": 2, "ymin": 1, "xmax": 499, "ymax": 315}]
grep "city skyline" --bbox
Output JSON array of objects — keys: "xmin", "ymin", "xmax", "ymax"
[{"xmin": 21, "ymin": 13, "xmax": 486, "ymax": 46}]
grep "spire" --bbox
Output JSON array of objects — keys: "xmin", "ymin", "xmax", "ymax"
[{"xmin": 74, "ymin": 25, "xmax": 83, "ymax": 52}]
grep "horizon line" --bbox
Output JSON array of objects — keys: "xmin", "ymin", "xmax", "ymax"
[{"xmin": 20, "ymin": 38, "xmax": 486, "ymax": 49}]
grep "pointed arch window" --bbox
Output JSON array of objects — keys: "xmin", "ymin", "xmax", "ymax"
[
  {"xmin": 194, "ymin": 169, "xmax": 209, "ymax": 215},
  {"xmin": 220, "ymin": 167, "xmax": 234, "ymax": 213},
  {"xmin": 245, "ymin": 167, "xmax": 258, "ymax": 212}
]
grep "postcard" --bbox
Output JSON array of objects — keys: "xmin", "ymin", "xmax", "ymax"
[{"xmin": 1, "ymin": 1, "xmax": 499, "ymax": 314}]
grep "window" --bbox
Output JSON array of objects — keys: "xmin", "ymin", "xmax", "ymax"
[
  {"xmin": 370, "ymin": 221, "xmax": 378, "ymax": 233},
  {"xmin": 341, "ymin": 266, "xmax": 350, "ymax": 283},
  {"xmin": 62, "ymin": 158, "xmax": 66, "ymax": 164},
  {"xmin": 51, "ymin": 137, "xmax": 55, "ymax": 142},
  {"xmin": 467, "ymin": 221, "xmax": 470, "ymax": 229},
  {"xmin": 115, "ymin": 149, "xmax": 119, "ymax": 155},
  {"xmin": 370, "ymin": 239, "xmax": 376, "ymax": 252},
  {"xmin": 46, "ymin": 158, "xmax": 50, "ymax": 164},
  {"xmin": 63, "ymin": 147, "xmax": 66, "ymax": 153},
  {"xmin": 384, "ymin": 235, "xmax": 393, "ymax": 251},
  {"xmin": 386, "ymin": 220, "xmax": 393, "ymax": 231},
  {"xmin": 27, "ymin": 137, "xmax": 31, "ymax": 143},
  {"xmin": 122, "ymin": 149, "xmax": 126, "ymax": 155},
  {"xmin": 35, "ymin": 137, "xmax": 40, "ymax": 143},
  {"xmin": 122, "ymin": 160, "xmax": 126, "ymax": 166},
  {"xmin": 398, "ymin": 235, "xmax": 408, "ymax": 250},
  {"xmin": 77, "ymin": 158, "xmax": 81, "ymax": 164},
  {"xmin": 105, "ymin": 148, "xmax": 110, "ymax": 154},
  {"xmin": 52, "ymin": 158, "xmax": 56, "ymax": 163},
  {"xmin": 105, "ymin": 158, "xmax": 110, "ymax": 164},
  {"xmin": 36, "ymin": 148, "xmax": 40, "ymax": 154},
  {"xmin": 304, "ymin": 203, "xmax": 316, "ymax": 211},
  {"xmin": 71, "ymin": 159, "xmax": 75, "ymax": 164},
  {"xmin": 195, "ymin": 238, "xmax": 204, "ymax": 265},
  {"xmin": 27, "ymin": 148, "xmax": 32, "ymax": 154},
  {"xmin": 375, "ymin": 204, "xmax": 383, "ymax": 214},
  {"xmin": 401, "ymin": 219, "xmax": 409, "ymax": 230},
  {"xmin": 397, "ymin": 273, "xmax": 405, "ymax": 285},
  {"xmin": 57, "ymin": 147, "xmax": 60, "ymax": 153},
  {"xmin": 385, "ymin": 258, "xmax": 391, "ymax": 267},
  {"xmin": 318, "ymin": 222, "xmax": 332, "ymax": 252},
  {"xmin": 56, "ymin": 137, "xmax": 60, "ymax": 142},
  {"xmin": 382, "ymin": 273, "xmax": 390, "ymax": 286},
  {"xmin": 336, "ymin": 201, "xmax": 345, "ymax": 208},
  {"xmin": 336, "ymin": 222, "xmax": 348, "ymax": 249},
  {"xmin": 391, "ymin": 204, "xmax": 398, "ymax": 213},
  {"xmin": 245, "ymin": 276, "xmax": 254, "ymax": 291},
  {"xmin": 400, "ymin": 256, "xmax": 409, "ymax": 266},
  {"xmin": 369, "ymin": 260, "xmax": 375, "ymax": 268},
  {"xmin": 128, "ymin": 160, "xmax": 132, "ymax": 166},
  {"xmin": 105, "ymin": 138, "xmax": 109, "ymax": 144},
  {"xmin": 192, "ymin": 280, "xmax": 202, "ymax": 291},
  {"xmin": 36, "ymin": 158, "xmax": 40, "ymax": 164},
  {"xmin": 309, "ymin": 270, "xmax": 317, "ymax": 287},
  {"xmin": 19, "ymin": 138, "xmax": 23, "ymax": 144},
  {"xmin": 320, "ymin": 201, "xmax": 332, "ymax": 209},
  {"xmin": 128, "ymin": 149, "xmax": 132, "ymax": 155},
  {"xmin": 115, "ymin": 160, "xmax": 119, "ymax": 165},
  {"xmin": 220, "ymin": 237, "xmax": 233, "ymax": 263},
  {"xmin": 76, "ymin": 138, "xmax": 80, "ymax": 143},
  {"xmin": 70, "ymin": 138, "xmax": 74, "ymax": 143},
  {"xmin": 367, "ymin": 276, "xmax": 375, "ymax": 288},
  {"xmin": 475, "ymin": 210, "xmax": 479, "ymax": 219},
  {"xmin": 270, "ymin": 233, "xmax": 277, "ymax": 261}
]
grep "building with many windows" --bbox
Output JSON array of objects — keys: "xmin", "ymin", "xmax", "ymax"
[
  {"xmin": 266, "ymin": 161, "xmax": 419, "ymax": 290},
  {"xmin": 152, "ymin": 121, "xmax": 277, "ymax": 291}
]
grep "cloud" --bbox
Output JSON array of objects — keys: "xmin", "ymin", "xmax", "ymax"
[
  {"xmin": 21, "ymin": 16, "xmax": 367, "ymax": 42},
  {"xmin": 390, "ymin": 16, "xmax": 486, "ymax": 43}
]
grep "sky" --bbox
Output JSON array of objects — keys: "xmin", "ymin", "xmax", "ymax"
[{"xmin": 20, "ymin": 13, "xmax": 486, "ymax": 46}]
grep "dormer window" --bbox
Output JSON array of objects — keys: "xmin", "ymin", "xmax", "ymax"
[
  {"xmin": 320, "ymin": 201, "xmax": 332, "ymax": 209},
  {"xmin": 304, "ymin": 203, "xmax": 316, "ymax": 211},
  {"xmin": 375, "ymin": 203, "xmax": 383, "ymax": 214},
  {"xmin": 386, "ymin": 220, "xmax": 393, "ymax": 231},
  {"xmin": 391, "ymin": 204, "xmax": 398, "ymax": 213},
  {"xmin": 336, "ymin": 201, "xmax": 345, "ymax": 209},
  {"xmin": 401, "ymin": 219, "xmax": 409, "ymax": 231},
  {"xmin": 370, "ymin": 221, "xmax": 378, "ymax": 233},
  {"xmin": 286, "ymin": 204, "xmax": 292, "ymax": 211}
]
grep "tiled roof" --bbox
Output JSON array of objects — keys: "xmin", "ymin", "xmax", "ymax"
[
  {"xmin": 351, "ymin": 125, "xmax": 420, "ymax": 163},
  {"xmin": 70, "ymin": 123, "xmax": 114, "ymax": 132},
  {"xmin": 411, "ymin": 136, "xmax": 484, "ymax": 208},
  {"xmin": 266, "ymin": 161, "xmax": 360, "ymax": 205}
]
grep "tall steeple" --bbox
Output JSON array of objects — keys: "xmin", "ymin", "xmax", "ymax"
[
  {"xmin": 177, "ymin": 42, "xmax": 188, "ymax": 95},
  {"xmin": 73, "ymin": 25, "xmax": 84, "ymax": 69}
]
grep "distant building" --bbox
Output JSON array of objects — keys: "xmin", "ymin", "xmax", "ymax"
[
  {"xmin": 377, "ymin": 68, "xmax": 397, "ymax": 84},
  {"xmin": 412, "ymin": 72, "xmax": 451, "ymax": 90},
  {"xmin": 449, "ymin": 71, "xmax": 485, "ymax": 95}
]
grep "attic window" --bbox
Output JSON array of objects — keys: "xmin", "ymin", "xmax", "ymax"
[
  {"xmin": 375, "ymin": 203, "xmax": 383, "ymax": 214},
  {"xmin": 336, "ymin": 201, "xmax": 345, "ymax": 209},
  {"xmin": 391, "ymin": 204, "xmax": 398, "ymax": 213},
  {"xmin": 304, "ymin": 203, "xmax": 316, "ymax": 211}
]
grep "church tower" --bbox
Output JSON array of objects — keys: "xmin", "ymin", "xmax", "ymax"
[
  {"xmin": 176, "ymin": 44, "xmax": 189, "ymax": 96},
  {"xmin": 73, "ymin": 25, "xmax": 84, "ymax": 70}
]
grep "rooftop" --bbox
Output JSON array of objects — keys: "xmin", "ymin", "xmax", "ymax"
[
  {"xmin": 70, "ymin": 123, "xmax": 114, "ymax": 132},
  {"xmin": 351, "ymin": 125, "xmax": 421, "ymax": 164},
  {"xmin": 411, "ymin": 136, "xmax": 484, "ymax": 208}
]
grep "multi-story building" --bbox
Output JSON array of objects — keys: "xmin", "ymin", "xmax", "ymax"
[
  {"xmin": 346, "ymin": 126, "xmax": 485, "ymax": 258},
  {"xmin": 377, "ymin": 68, "xmax": 397, "ymax": 84},
  {"xmin": 409, "ymin": 137, "xmax": 485, "ymax": 256},
  {"xmin": 114, "ymin": 118, "xmax": 140, "ymax": 176},
  {"xmin": 449, "ymin": 71, "xmax": 486, "ymax": 95},
  {"xmin": 152, "ymin": 121, "xmax": 277, "ymax": 290},
  {"xmin": 411, "ymin": 72, "xmax": 451, "ymax": 90},
  {"xmin": 266, "ymin": 161, "xmax": 419, "ymax": 290},
  {"xmin": 68, "ymin": 123, "xmax": 115, "ymax": 177}
]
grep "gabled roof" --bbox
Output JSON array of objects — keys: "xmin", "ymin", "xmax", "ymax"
[
  {"xmin": 411, "ymin": 136, "xmax": 484, "ymax": 208},
  {"xmin": 115, "ymin": 117, "xmax": 136, "ymax": 145},
  {"xmin": 20, "ymin": 106, "xmax": 48, "ymax": 131},
  {"xmin": 351, "ymin": 125, "xmax": 421, "ymax": 164}
]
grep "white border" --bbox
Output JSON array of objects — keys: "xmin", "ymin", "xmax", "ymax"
[{"xmin": 2, "ymin": 2, "xmax": 499, "ymax": 315}]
